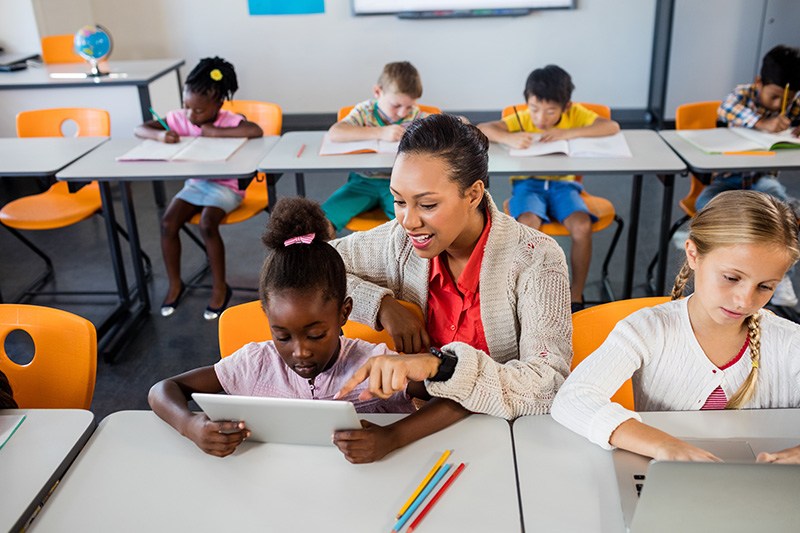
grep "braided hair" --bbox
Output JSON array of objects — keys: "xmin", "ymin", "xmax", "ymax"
[
  {"xmin": 184, "ymin": 56, "xmax": 238, "ymax": 102},
  {"xmin": 670, "ymin": 190, "xmax": 800, "ymax": 409},
  {"xmin": 259, "ymin": 198, "xmax": 346, "ymax": 308}
]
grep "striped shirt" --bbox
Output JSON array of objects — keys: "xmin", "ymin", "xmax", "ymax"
[{"xmin": 700, "ymin": 338, "xmax": 749, "ymax": 410}]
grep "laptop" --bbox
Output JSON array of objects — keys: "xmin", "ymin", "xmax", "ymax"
[
  {"xmin": 614, "ymin": 439, "xmax": 800, "ymax": 532},
  {"xmin": 192, "ymin": 393, "xmax": 362, "ymax": 446}
]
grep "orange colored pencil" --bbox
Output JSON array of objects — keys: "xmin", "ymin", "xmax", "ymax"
[
  {"xmin": 407, "ymin": 463, "xmax": 466, "ymax": 532},
  {"xmin": 722, "ymin": 150, "xmax": 776, "ymax": 156}
]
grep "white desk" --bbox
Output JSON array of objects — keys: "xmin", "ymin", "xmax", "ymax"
[
  {"xmin": 257, "ymin": 130, "xmax": 396, "ymax": 206},
  {"xmin": 488, "ymin": 130, "xmax": 686, "ymax": 299},
  {"xmin": 0, "ymin": 137, "xmax": 106, "ymax": 177},
  {"xmin": 513, "ymin": 410, "xmax": 800, "ymax": 533},
  {"xmin": 0, "ymin": 409, "xmax": 95, "ymax": 533},
  {"xmin": 55, "ymin": 136, "xmax": 280, "ymax": 361},
  {"xmin": 29, "ymin": 411, "xmax": 520, "ymax": 532}
]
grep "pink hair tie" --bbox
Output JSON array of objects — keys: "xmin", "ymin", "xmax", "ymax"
[{"xmin": 283, "ymin": 233, "xmax": 315, "ymax": 247}]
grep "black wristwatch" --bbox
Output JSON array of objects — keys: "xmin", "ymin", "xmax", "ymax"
[{"xmin": 428, "ymin": 347, "xmax": 458, "ymax": 382}]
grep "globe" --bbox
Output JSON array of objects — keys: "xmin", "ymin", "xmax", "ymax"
[{"xmin": 73, "ymin": 25, "xmax": 112, "ymax": 76}]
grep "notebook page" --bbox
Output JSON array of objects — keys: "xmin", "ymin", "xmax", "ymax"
[
  {"xmin": 732, "ymin": 127, "xmax": 800, "ymax": 149},
  {"xmin": 116, "ymin": 139, "xmax": 190, "ymax": 161},
  {"xmin": 568, "ymin": 132, "xmax": 633, "ymax": 158},
  {"xmin": 0, "ymin": 414, "xmax": 25, "ymax": 450},
  {"xmin": 676, "ymin": 128, "xmax": 761, "ymax": 153},
  {"xmin": 171, "ymin": 137, "xmax": 248, "ymax": 162},
  {"xmin": 508, "ymin": 138, "xmax": 569, "ymax": 157},
  {"xmin": 376, "ymin": 140, "xmax": 400, "ymax": 154},
  {"xmin": 319, "ymin": 133, "xmax": 379, "ymax": 155}
]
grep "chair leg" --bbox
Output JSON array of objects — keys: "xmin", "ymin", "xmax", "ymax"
[
  {"xmin": 600, "ymin": 215, "xmax": 625, "ymax": 302},
  {"xmin": 1, "ymin": 224, "xmax": 54, "ymax": 301},
  {"xmin": 646, "ymin": 215, "xmax": 690, "ymax": 295}
]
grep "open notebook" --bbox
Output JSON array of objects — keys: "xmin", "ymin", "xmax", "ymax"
[
  {"xmin": 677, "ymin": 127, "xmax": 800, "ymax": 154},
  {"xmin": 0, "ymin": 414, "xmax": 25, "ymax": 450},
  {"xmin": 116, "ymin": 137, "xmax": 248, "ymax": 162},
  {"xmin": 508, "ymin": 132, "xmax": 632, "ymax": 158},
  {"xmin": 319, "ymin": 133, "xmax": 400, "ymax": 156}
]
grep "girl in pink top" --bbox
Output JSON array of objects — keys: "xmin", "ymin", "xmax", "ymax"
[
  {"xmin": 149, "ymin": 198, "xmax": 466, "ymax": 461},
  {"xmin": 134, "ymin": 57, "xmax": 262, "ymax": 321}
]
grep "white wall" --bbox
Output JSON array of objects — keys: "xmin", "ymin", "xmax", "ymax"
[{"xmin": 85, "ymin": 0, "xmax": 656, "ymax": 113}]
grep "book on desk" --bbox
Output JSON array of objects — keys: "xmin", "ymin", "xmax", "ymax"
[
  {"xmin": 677, "ymin": 127, "xmax": 800, "ymax": 154},
  {"xmin": 508, "ymin": 132, "xmax": 632, "ymax": 158},
  {"xmin": 319, "ymin": 133, "xmax": 400, "ymax": 156},
  {"xmin": 116, "ymin": 137, "xmax": 247, "ymax": 162}
]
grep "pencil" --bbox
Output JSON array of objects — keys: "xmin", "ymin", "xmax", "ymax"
[
  {"xmin": 148, "ymin": 106, "xmax": 170, "ymax": 131},
  {"xmin": 781, "ymin": 83, "xmax": 790, "ymax": 115},
  {"xmin": 722, "ymin": 150, "xmax": 776, "ymax": 156},
  {"xmin": 395, "ymin": 449, "xmax": 451, "ymax": 518},
  {"xmin": 513, "ymin": 106, "xmax": 525, "ymax": 132},
  {"xmin": 407, "ymin": 463, "xmax": 466, "ymax": 533},
  {"xmin": 296, "ymin": 143, "xmax": 306, "ymax": 158},
  {"xmin": 392, "ymin": 463, "xmax": 452, "ymax": 533}
]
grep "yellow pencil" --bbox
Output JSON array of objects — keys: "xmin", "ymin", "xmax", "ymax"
[
  {"xmin": 781, "ymin": 83, "xmax": 790, "ymax": 115},
  {"xmin": 396, "ymin": 450, "xmax": 451, "ymax": 518}
]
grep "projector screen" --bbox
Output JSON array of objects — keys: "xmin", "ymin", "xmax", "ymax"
[{"xmin": 353, "ymin": 0, "xmax": 574, "ymax": 15}]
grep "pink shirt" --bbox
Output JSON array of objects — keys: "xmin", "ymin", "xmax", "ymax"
[
  {"xmin": 165, "ymin": 109, "xmax": 245, "ymax": 195},
  {"xmin": 214, "ymin": 336, "xmax": 415, "ymax": 413}
]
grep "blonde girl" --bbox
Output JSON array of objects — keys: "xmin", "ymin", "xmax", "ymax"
[{"xmin": 552, "ymin": 190, "xmax": 800, "ymax": 463}]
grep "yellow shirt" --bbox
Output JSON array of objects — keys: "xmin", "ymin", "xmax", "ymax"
[{"xmin": 502, "ymin": 103, "xmax": 598, "ymax": 182}]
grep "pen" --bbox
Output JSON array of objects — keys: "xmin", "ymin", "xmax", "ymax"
[
  {"xmin": 781, "ymin": 83, "xmax": 790, "ymax": 115},
  {"xmin": 149, "ymin": 106, "xmax": 170, "ymax": 131},
  {"xmin": 296, "ymin": 143, "xmax": 306, "ymax": 158},
  {"xmin": 396, "ymin": 450, "xmax": 451, "ymax": 518},
  {"xmin": 722, "ymin": 150, "xmax": 776, "ymax": 156},
  {"xmin": 513, "ymin": 106, "xmax": 525, "ymax": 132},
  {"xmin": 407, "ymin": 463, "xmax": 466, "ymax": 533},
  {"xmin": 392, "ymin": 463, "xmax": 452, "ymax": 533}
]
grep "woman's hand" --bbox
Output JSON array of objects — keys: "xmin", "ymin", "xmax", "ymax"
[
  {"xmin": 757, "ymin": 444, "xmax": 800, "ymax": 464},
  {"xmin": 335, "ymin": 353, "xmax": 440, "ymax": 401},
  {"xmin": 333, "ymin": 420, "xmax": 395, "ymax": 464},
  {"xmin": 377, "ymin": 297, "xmax": 430, "ymax": 354},
  {"xmin": 183, "ymin": 413, "xmax": 250, "ymax": 457}
]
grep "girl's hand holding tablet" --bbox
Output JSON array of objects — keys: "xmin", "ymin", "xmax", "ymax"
[{"xmin": 183, "ymin": 414, "xmax": 250, "ymax": 458}]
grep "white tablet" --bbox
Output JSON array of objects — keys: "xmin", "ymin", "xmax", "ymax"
[{"xmin": 191, "ymin": 393, "xmax": 362, "ymax": 446}]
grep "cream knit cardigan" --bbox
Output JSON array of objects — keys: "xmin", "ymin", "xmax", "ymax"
[{"xmin": 331, "ymin": 194, "xmax": 573, "ymax": 419}]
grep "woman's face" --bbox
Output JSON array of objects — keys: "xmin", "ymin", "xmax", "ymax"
[{"xmin": 390, "ymin": 152, "xmax": 484, "ymax": 259}]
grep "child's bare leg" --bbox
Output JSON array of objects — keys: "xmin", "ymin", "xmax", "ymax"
[
  {"xmin": 517, "ymin": 212, "xmax": 543, "ymax": 230},
  {"xmin": 161, "ymin": 199, "xmax": 200, "ymax": 302},
  {"xmin": 198, "ymin": 206, "xmax": 229, "ymax": 308},
  {"xmin": 563, "ymin": 211, "xmax": 593, "ymax": 303}
]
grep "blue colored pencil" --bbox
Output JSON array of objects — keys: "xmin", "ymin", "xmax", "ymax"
[{"xmin": 391, "ymin": 463, "xmax": 452, "ymax": 533}]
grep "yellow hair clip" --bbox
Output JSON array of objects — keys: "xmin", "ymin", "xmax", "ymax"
[{"xmin": 210, "ymin": 69, "xmax": 223, "ymax": 81}]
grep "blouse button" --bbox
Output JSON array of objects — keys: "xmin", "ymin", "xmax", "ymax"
[
  {"xmin": 712, "ymin": 369, "xmax": 717, "ymax": 374},
  {"xmin": 449, "ymin": 324, "xmax": 456, "ymax": 331}
]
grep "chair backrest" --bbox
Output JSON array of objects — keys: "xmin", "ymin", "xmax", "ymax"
[
  {"xmin": 0, "ymin": 304, "xmax": 97, "ymax": 408},
  {"xmin": 218, "ymin": 299, "xmax": 424, "ymax": 357},
  {"xmin": 337, "ymin": 104, "xmax": 442, "ymax": 122},
  {"xmin": 40, "ymin": 34, "xmax": 84, "ymax": 64},
  {"xmin": 16, "ymin": 108, "xmax": 111, "ymax": 138},
  {"xmin": 675, "ymin": 101, "xmax": 721, "ymax": 131},
  {"xmin": 221, "ymin": 100, "xmax": 282, "ymax": 136},
  {"xmin": 502, "ymin": 102, "xmax": 612, "ymax": 121},
  {"xmin": 571, "ymin": 297, "xmax": 670, "ymax": 409}
]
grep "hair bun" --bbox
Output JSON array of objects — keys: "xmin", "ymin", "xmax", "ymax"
[{"xmin": 262, "ymin": 198, "xmax": 331, "ymax": 250}]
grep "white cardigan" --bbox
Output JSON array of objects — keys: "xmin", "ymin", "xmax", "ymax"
[
  {"xmin": 331, "ymin": 194, "xmax": 573, "ymax": 419},
  {"xmin": 551, "ymin": 297, "xmax": 800, "ymax": 449}
]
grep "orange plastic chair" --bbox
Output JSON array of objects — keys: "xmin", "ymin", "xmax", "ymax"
[
  {"xmin": 181, "ymin": 100, "xmax": 282, "ymax": 290},
  {"xmin": 0, "ymin": 108, "xmax": 139, "ymax": 302},
  {"xmin": 335, "ymin": 104, "xmax": 442, "ymax": 232},
  {"xmin": 501, "ymin": 102, "xmax": 624, "ymax": 301},
  {"xmin": 40, "ymin": 34, "xmax": 84, "ymax": 64},
  {"xmin": 571, "ymin": 297, "xmax": 670, "ymax": 409},
  {"xmin": 646, "ymin": 101, "xmax": 721, "ymax": 291},
  {"xmin": 0, "ymin": 304, "xmax": 97, "ymax": 408},
  {"xmin": 218, "ymin": 299, "xmax": 423, "ymax": 357}
]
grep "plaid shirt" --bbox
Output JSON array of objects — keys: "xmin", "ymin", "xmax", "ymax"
[{"xmin": 718, "ymin": 83, "xmax": 800, "ymax": 128}]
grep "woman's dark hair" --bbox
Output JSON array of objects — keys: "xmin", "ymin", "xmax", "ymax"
[
  {"xmin": 184, "ymin": 56, "xmax": 238, "ymax": 102},
  {"xmin": 398, "ymin": 114, "xmax": 489, "ymax": 210},
  {"xmin": 0, "ymin": 369, "xmax": 17, "ymax": 409},
  {"xmin": 260, "ymin": 198, "xmax": 346, "ymax": 308}
]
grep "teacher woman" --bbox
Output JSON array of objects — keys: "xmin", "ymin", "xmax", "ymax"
[{"xmin": 333, "ymin": 113, "xmax": 573, "ymax": 419}]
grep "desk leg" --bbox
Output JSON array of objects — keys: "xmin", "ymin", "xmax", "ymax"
[
  {"xmin": 623, "ymin": 174, "xmax": 643, "ymax": 299},
  {"xmin": 296, "ymin": 172, "xmax": 306, "ymax": 197},
  {"xmin": 655, "ymin": 174, "xmax": 675, "ymax": 296},
  {"xmin": 120, "ymin": 182, "xmax": 151, "ymax": 311},
  {"xmin": 266, "ymin": 173, "xmax": 281, "ymax": 212},
  {"xmin": 99, "ymin": 182, "xmax": 131, "ymax": 306},
  {"xmin": 137, "ymin": 85, "xmax": 168, "ymax": 208}
]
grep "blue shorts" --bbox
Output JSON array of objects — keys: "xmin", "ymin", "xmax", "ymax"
[
  {"xmin": 174, "ymin": 179, "xmax": 243, "ymax": 213},
  {"xmin": 509, "ymin": 179, "xmax": 597, "ymax": 224}
]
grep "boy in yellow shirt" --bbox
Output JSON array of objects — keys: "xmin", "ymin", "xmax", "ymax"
[{"xmin": 478, "ymin": 65, "xmax": 620, "ymax": 312}]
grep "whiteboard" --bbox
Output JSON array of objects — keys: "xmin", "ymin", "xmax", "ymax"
[{"xmin": 352, "ymin": 0, "xmax": 574, "ymax": 15}]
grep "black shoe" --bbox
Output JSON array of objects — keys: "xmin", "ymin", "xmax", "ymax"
[
  {"xmin": 203, "ymin": 285, "xmax": 232, "ymax": 321},
  {"xmin": 160, "ymin": 282, "xmax": 186, "ymax": 317}
]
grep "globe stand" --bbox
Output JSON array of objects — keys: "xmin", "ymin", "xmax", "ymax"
[{"xmin": 87, "ymin": 58, "xmax": 108, "ymax": 77}]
